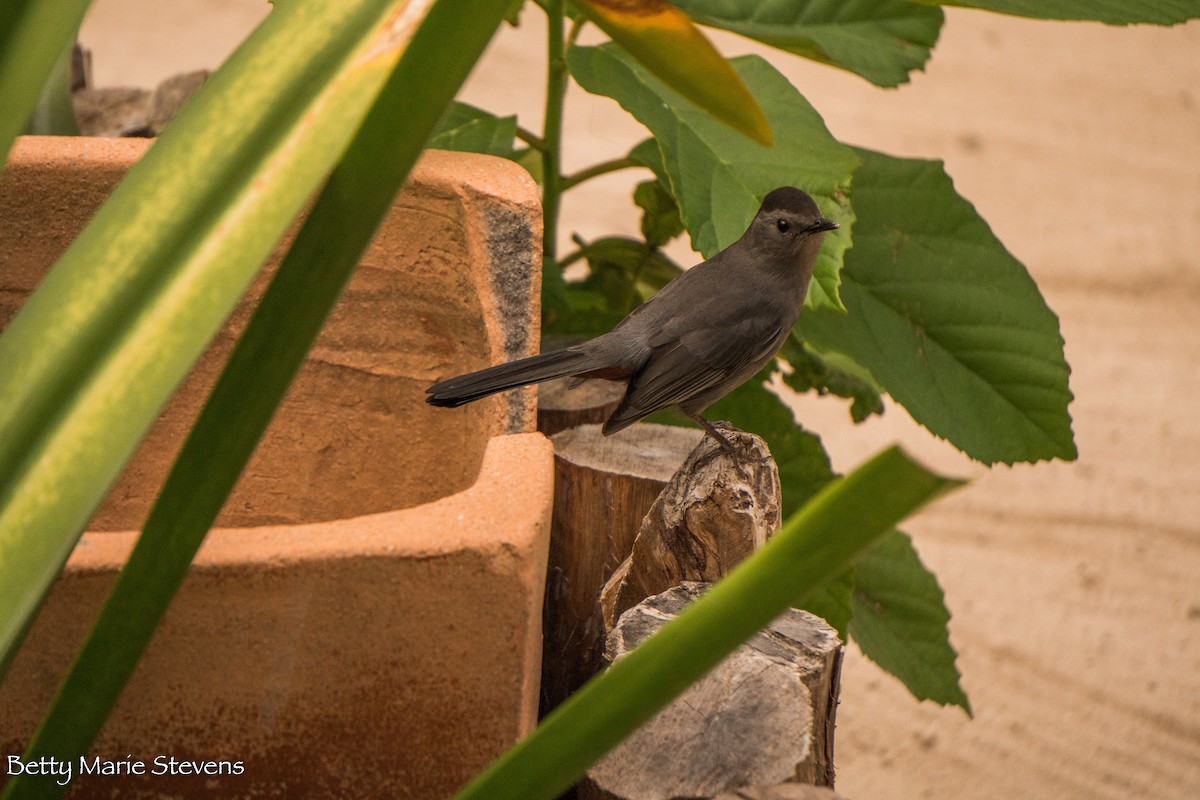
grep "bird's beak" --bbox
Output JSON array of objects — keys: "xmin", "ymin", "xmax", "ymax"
[{"xmin": 814, "ymin": 218, "xmax": 839, "ymax": 233}]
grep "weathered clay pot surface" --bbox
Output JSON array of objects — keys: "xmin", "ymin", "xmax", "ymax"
[{"xmin": 0, "ymin": 136, "xmax": 551, "ymax": 798}]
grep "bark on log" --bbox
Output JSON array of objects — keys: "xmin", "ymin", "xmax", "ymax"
[
  {"xmin": 541, "ymin": 423, "xmax": 703, "ymax": 712},
  {"xmin": 579, "ymin": 583, "xmax": 843, "ymax": 800},
  {"xmin": 600, "ymin": 426, "xmax": 780, "ymax": 628}
]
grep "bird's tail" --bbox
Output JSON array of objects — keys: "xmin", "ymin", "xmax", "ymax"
[{"xmin": 425, "ymin": 347, "xmax": 591, "ymax": 407}]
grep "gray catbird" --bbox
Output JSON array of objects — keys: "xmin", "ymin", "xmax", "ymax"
[{"xmin": 426, "ymin": 187, "xmax": 837, "ymax": 448}]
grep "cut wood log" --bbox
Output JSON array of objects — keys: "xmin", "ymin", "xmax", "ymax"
[
  {"xmin": 542, "ymin": 423, "xmax": 703, "ymax": 712},
  {"xmin": 600, "ymin": 425, "xmax": 781, "ymax": 628},
  {"xmin": 537, "ymin": 375, "xmax": 625, "ymax": 437},
  {"xmin": 535, "ymin": 336, "xmax": 625, "ymax": 437},
  {"xmin": 579, "ymin": 583, "xmax": 843, "ymax": 800}
]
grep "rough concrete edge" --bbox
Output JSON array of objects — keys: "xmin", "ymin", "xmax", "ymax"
[
  {"xmin": 412, "ymin": 149, "xmax": 543, "ymax": 435},
  {"xmin": 7, "ymin": 134, "xmax": 153, "ymax": 166}
]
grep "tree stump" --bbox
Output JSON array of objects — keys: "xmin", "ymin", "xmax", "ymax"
[
  {"xmin": 535, "ymin": 336, "xmax": 625, "ymax": 437},
  {"xmin": 579, "ymin": 583, "xmax": 843, "ymax": 800},
  {"xmin": 537, "ymin": 375, "xmax": 625, "ymax": 437},
  {"xmin": 541, "ymin": 423, "xmax": 703, "ymax": 712},
  {"xmin": 599, "ymin": 426, "xmax": 780, "ymax": 628}
]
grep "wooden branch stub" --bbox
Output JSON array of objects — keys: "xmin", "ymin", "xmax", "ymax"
[
  {"xmin": 600, "ymin": 426, "xmax": 781, "ymax": 629},
  {"xmin": 580, "ymin": 583, "xmax": 844, "ymax": 800},
  {"xmin": 542, "ymin": 423, "xmax": 703, "ymax": 712}
]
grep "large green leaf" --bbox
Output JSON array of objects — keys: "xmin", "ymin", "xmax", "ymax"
[
  {"xmin": 430, "ymin": 101, "xmax": 517, "ymax": 156},
  {"xmin": 849, "ymin": 529, "xmax": 971, "ymax": 714},
  {"xmin": 574, "ymin": 0, "xmax": 773, "ymax": 144},
  {"xmin": 0, "ymin": 0, "xmax": 91, "ymax": 158},
  {"xmin": 796, "ymin": 148, "xmax": 1076, "ymax": 465},
  {"xmin": 570, "ymin": 44, "xmax": 859, "ymax": 311},
  {"xmin": 0, "ymin": 0, "xmax": 424, "ymax": 677},
  {"xmin": 1, "ymin": 2, "xmax": 512, "ymax": 796},
  {"xmin": 455, "ymin": 446, "xmax": 964, "ymax": 800},
  {"xmin": 781, "ymin": 335, "xmax": 885, "ymax": 423},
  {"xmin": 672, "ymin": 0, "xmax": 944, "ymax": 87},
  {"xmin": 905, "ymin": 0, "xmax": 1199, "ymax": 24}
]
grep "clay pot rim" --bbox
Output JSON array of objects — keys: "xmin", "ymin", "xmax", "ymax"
[{"xmin": 66, "ymin": 432, "xmax": 553, "ymax": 573}]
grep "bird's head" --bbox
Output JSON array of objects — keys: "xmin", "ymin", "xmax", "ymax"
[{"xmin": 747, "ymin": 187, "xmax": 838, "ymax": 272}]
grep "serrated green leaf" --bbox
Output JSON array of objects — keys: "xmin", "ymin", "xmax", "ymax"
[
  {"xmin": 905, "ymin": 0, "xmax": 1199, "ymax": 24},
  {"xmin": 796, "ymin": 148, "xmax": 1076, "ymax": 465},
  {"xmin": 672, "ymin": 0, "xmax": 943, "ymax": 87},
  {"xmin": 633, "ymin": 178, "xmax": 684, "ymax": 247},
  {"xmin": 781, "ymin": 336, "xmax": 885, "ymax": 423},
  {"xmin": 430, "ymin": 101, "xmax": 517, "ymax": 156},
  {"xmin": 575, "ymin": 0, "xmax": 773, "ymax": 144},
  {"xmin": 570, "ymin": 44, "xmax": 859, "ymax": 311},
  {"xmin": 849, "ymin": 529, "xmax": 971, "ymax": 714}
]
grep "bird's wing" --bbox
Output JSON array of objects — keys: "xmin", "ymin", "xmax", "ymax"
[{"xmin": 602, "ymin": 313, "xmax": 788, "ymax": 435}]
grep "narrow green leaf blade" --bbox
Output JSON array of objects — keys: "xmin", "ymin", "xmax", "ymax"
[
  {"xmin": 2, "ymin": 2, "xmax": 511, "ymax": 796},
  {"xmin": 905, "ymin": 0, "xmax": 1199, "ymax": 24},
  {"xmin": 849, "ymin": 529, "xmax": 972, "ymax": 714},
  {"xmin": 796, "ymin": 148, "xmax": 1077, "ymax": 465},
  {"xmin": 0, "ymin": 0, "xmax": 91, "ymax": 158},
  {"xmin": 456, "ymin": 446, "xmax": 964, "ymax": 800},
  {"xmin": 672, "ymin": 0, "xmax": 944, "ymax": 87},
  {"xmin": 570, "ymin": 44, "xmax": 859, "ymax": 311},
  {"xmin": 0, "ymin": 0, "xmax": 420, "ymax": 677}
]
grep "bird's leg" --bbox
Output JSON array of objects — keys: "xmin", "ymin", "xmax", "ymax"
[
  {"xmin": 694, "ymin": 416, "xmax": 774, "ymax": 471},
  {"xmin": 693, "ymin": 415, "xmax": 739, "ymax": 456}
]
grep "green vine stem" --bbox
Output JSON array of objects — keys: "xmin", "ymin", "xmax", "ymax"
[
  {"xmin": 541, "ymin": 0, "xmax": 568, "ymax": 275},
  {"xmin": 561, "ymin": 155, "xmax": 642, "ymax": 191}
]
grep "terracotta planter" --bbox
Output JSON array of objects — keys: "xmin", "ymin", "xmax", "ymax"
[{"xmin": 0, "ymin": 136, "xmax": 551, "ymax": 798}]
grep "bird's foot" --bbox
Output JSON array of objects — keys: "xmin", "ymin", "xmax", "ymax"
[{"xmin": 693, "ymin": 417, "xmax": 773, "ymax": 469}]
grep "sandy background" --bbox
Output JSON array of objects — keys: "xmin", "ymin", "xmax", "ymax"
[{"xmin": 78, "ymin": 2, "xmax": 1200, "ymax": 798}]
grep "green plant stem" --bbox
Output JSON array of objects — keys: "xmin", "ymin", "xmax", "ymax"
[
  {"xmin": 561, "ymin": 155, "xmax": 641, "ymax": 190},
  {"xmin": 516, "ymin": 125, "xmax": 545, "ymax": 151},
  {"xmin": 541, "ymin": 0, "xmax": 566, "ymax": 271}
]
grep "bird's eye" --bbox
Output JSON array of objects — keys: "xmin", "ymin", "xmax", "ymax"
[{"xmin": 776, "ymin": 219, "xmax": 789, "ymax": 233}]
